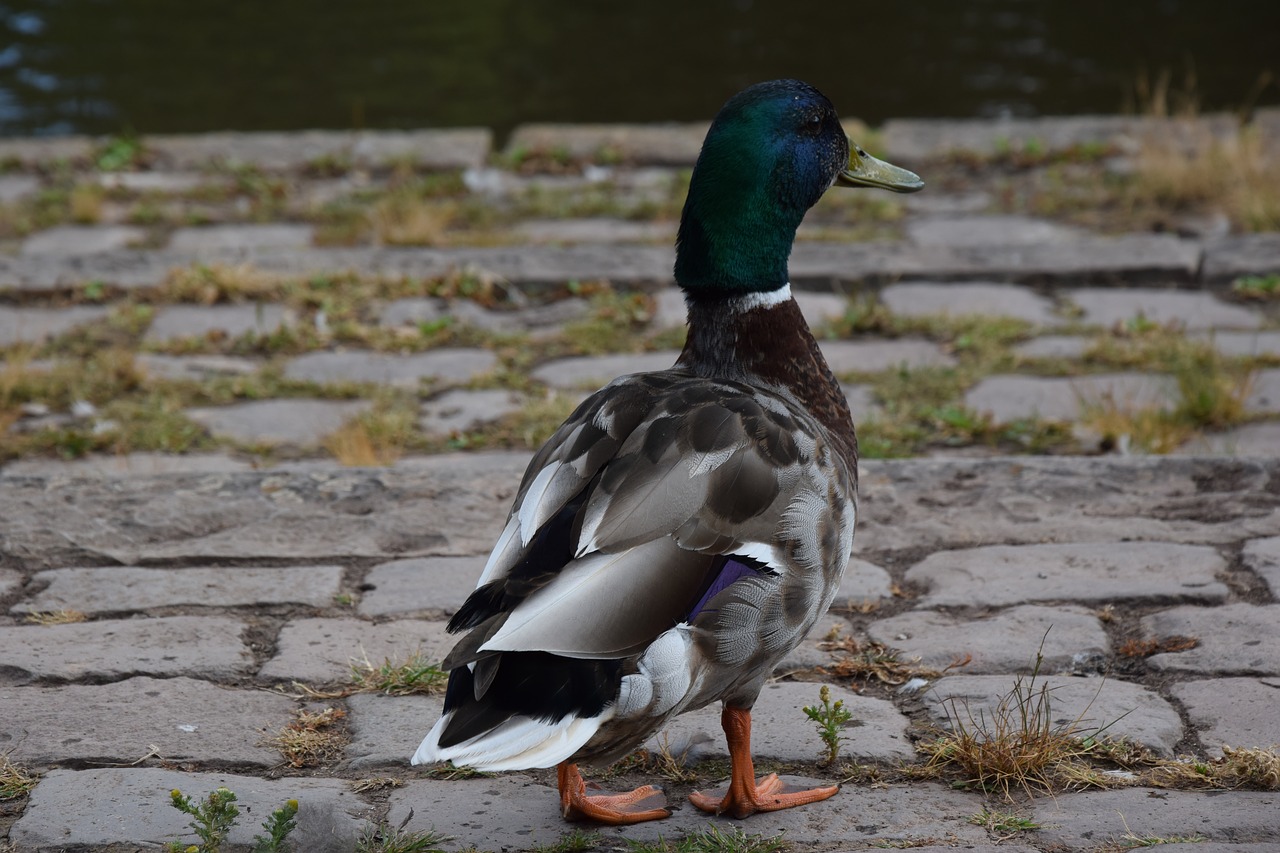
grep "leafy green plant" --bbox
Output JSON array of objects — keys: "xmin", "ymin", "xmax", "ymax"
[
  {"xmin": 165, "ymin": 787, "xmax": 298, "ymax": 853},
  {"xmin": 802, "ymin": 685, "xmax": 853, "ymax": 765}
]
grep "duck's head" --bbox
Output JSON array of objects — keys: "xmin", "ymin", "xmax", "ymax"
[{"xmin": 675, "ymin": 79, "xmax": 922, "ymax": 297}]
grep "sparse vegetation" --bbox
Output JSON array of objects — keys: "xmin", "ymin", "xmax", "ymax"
[
  {"xmin": 968, "ymin": 806, "xmax": 1041, "ymax": 838},
  {"xmin": 355, "ymin": 810, "xmax": 450, "ymax": 853},
  {"xmin": 625, "ymin": 826, "xmax": 789, "ymax": 853},
  {"xmin": 165, "ymin": 787, "xmax": 297, "ymax": 853},
  {"xmin": 533, "ymin": 829, "xmax": 601, "ymax": 853},
  {"xmin": 349, "ymin": 650, "xmax": 448, "ymax": 696},
  {"xmin": 24, "ymin": 609, "xmax": 89, "ymax": 625},
  {"xmin": 0, "ymin": 756, "xmax": 38, "ymax": 800},
  {"xmin": 265, "ymin": 707, "xmax": 348, "ymax": 768},
  {"xmin": 803, "ymin": 685, "xmax": 853, "ymax": 765}
]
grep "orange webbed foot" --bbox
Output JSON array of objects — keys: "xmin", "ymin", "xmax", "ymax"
[
  {"xmin": 558, "ymin": 762, "xmax": 672, "ymax": 825},
  {"xmin": 689, "ymin": 772, "xmax": 839, "ymax": 818}
]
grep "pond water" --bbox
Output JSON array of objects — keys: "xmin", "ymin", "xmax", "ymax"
[{"xmin": 1, "ymin": 0, "xmax": 1277, "ymax": 138}]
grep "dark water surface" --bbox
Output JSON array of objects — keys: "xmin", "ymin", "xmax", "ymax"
[{"xmin": 1, "ymin": 0, "xmax": 1277, "ymax": 139}]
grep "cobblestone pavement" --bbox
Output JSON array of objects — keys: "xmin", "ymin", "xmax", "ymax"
[{"xmin": 1, "ymin": 116, "xmax": 1280, "ymax": 850}]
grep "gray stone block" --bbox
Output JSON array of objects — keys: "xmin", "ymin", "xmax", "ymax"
[
  {"xmin": 168, "ymin": 223, "xmax": 314, "ymax": 252},
  {"xmin": 147, "ymin": 128, "xmax": 489, "ymax": 171},
  {"xmin": 1246, "ymin": 368, "xmax": 1280, "ymax": 414},
  {"xmin": 965, "ymin": 372, "xmax": 1177, "ymax": 423},
  {"xmin": 13, "ymin": 565, "xmax": 344, "ymax": 615},
  {"xmin": 1194, "ymin": 329, "xmax": 1280, "ymax": 358},
  {"xmin": 1243, "ymin": 536, "xmax": 1280, "ymax": 597},
  {"xmin": 419, "ymin": 388, "xmax": 523, "ymax": 434},
  {"xmin": 96, "ymin": 171, "xmax": 211, "ymax": 193},
  {"xmin": 0, "ymin": 616, "xmax": 253, "ymax": 683},
  {"xmin": 901, "ymin": 190, "xmax": 993, "ymax": 214},
  {"xmin": 345, "ymin": 692, "xmax": 443, "ymax": 769},
  {"xmin": 820, "ymin": 338, "xmax": 956, "ymax": 374},
  {"xmin": 652, "ymin": 681, "xmax": 914, "ymax": 765},
  {"xmin": 841, "ymin": 383, "xmax": 881, "ymax": 420},
  {"xmin": 284, "ymin": 348, "xmax": 498, "ymax": 387},
  {"xmin": 20, "ymin": 224, "xmax": 145, "ymax": 256},
  {"xmin": 505, "ymin": 122, "xmax": 711, "ymax": 165},
  {"xmin": 1030, "ymin": 787, "xmax": 1280, "ymax": 848},
  {"xmin": 389, "ymin": 775, "xmax": 990, "ymax": 850},
  {"xmin": 880, "ymin": 281, "xmax": 1059, "ymax": 325},
  {"xmin": 0, "ymin": 676, "xmax": 294, "ymax": 766},
  {"xmin": 0, "ymin": 451, "xmax": 253, "ymax": 479},
  {"xmin": 515, "ymin": 217, "xmax": 676, "ymax": 244},
  {"xmin": 0, "ymin": 305, "xmax": 110, "ymax": 346},
  {"xmin": 1143, "ymin": 604, "xmax": 1280, "ymax": 675},
  {"xmin": 907, "ymin": 542, "xmax": 1228, "ymax": 608},
  {"xmin": 926, "ymin": 674, "xmax": 1184, "ymax": 755},
  {"xmin": 1202, "ymin": 233, "xmax": 1280, "ymax": 283},
  {"xmin": 185, "ymin": 398, "xmax": 372, "ymax": 446},
  {"xmin": 1171, "ymin": 677, "xmax": 1280, "ymax": 756},
  {"xmin": 378, "ymin": 296, "xmax": 445, "ymax": 326},
  {"xmin": 1067, "ymin": 286, "xmax": 1265, "ymax": 331},
  {"xmin": 1176, "ymin": 421, "xmax": 1280, "ymax": 457},
  {"xmin": 868, "ymin": 605, "xmax": 1109, "ymax": 674},
  {"xmin": 135, "ymin": 352, "xmax": 262, "ymax": 380},
  {"xmin": 0, "ymin": 173, "xmax": 40, "ymax": 202},
  {"xmin": 10, "ymin": 767, "xmax": 366, "ymax": 851},
  {"xmin": 835, "ymin": 557, "xmax": 894, "ymax": 607},
  {"xmin": 1013, "ymin": 334, "xmax": 1091, "ymax": 359},
  {"xmin": 144, "ymin": 302, "xmax": 296, "ymax": 342},
  {"xmin": 0, "ymin": 568, "xmax": 20, "ymax": 599},
  {"xmin": 906, "ymin": 215, "xmax": 1087, "ymax": 247},
  {"xmin": 357, "ymin": 556, "xmax": 486, "ymax": 617},
  {"xmin": 350, "ymin": 128, "xmax": 493, "ymax": 169},
  {"xmin": 531, "ymin": 351, "xmax": 680, "ymax": 389},
  {"xmin": 259, "ymin": 617, "xmax": 454, "ymax": 684}
]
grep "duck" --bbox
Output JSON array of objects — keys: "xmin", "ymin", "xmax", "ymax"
[{"xmin": 412, "ymin": 78, "xmax": 922, "ymax": 825}]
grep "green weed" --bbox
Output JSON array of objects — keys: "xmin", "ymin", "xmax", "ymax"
[
  {"xmin": 350, "ymin": 650, "xmax": 448, "ymax": 696},
  {"xmin": 165, "ymin": 787, "xmax": 297, "ymax": 853},
  {"xmin": 533, "ymin": 829, "xmax": 601, "ymax": 853},
  {"xmin": 968, "ymin": 806, "xmax": 1041, "ymax": 837},
  {"xmin": 1232, "ymin": 274, "xmax": 1280, "ymax": 300},
  {"xmin": 625, "ymin": 825, "xmax": 789, "ymax": 853},
  {"xmin": 355, "ymin": 810, "xmax": 450, "ymax": 853},
  {"xmin": 802, "ymin": 685, "xmax": 853, "ymax": 765}
]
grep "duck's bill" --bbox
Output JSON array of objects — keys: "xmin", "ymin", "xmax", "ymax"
[{"xmin": 836, "ymin": 140, "xmax": 924, "ymax": 193}]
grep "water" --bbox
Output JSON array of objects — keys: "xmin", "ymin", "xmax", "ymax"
[{"xmin": 1, "ymin": 0, "xmax": 1276, "ymax": 139}]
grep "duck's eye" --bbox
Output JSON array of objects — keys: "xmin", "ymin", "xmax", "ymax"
[{"xmin": 809, "ymin": 114, "xmax": 822, "ymax": 126}]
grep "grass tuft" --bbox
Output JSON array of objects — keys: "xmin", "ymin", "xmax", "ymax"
[
  {"xmin": 626, "ymin": 825, "xmax": 789, "ymax": 853},
  {"xmin": 968, "ymin": 806, "xmax": 1041, "ymax": 838},
  {"xmin": 356, "ymin": 809, "xmax": 450, "ymax": 853},
  {"xmin": 0, "ymin": 756, "xmax": 38, "ymax": 800},
  {"xmin": 266, "ymin": 707, "xmax": 348, "ymax": 768},
  {"xmin": 532, "ymin": 829, "xmax": 601, "ymax": 853},
  {"xmin": 350, "ymin": 649, "xmax": 448, "ymax": 696},
  {"xmin": 24, "ymin": 609, "xmax": 89, "ymax": 625}
]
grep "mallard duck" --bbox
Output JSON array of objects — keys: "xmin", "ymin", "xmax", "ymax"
[{"xmin": 412, "ymin": 79, "xmax": 922, "ymax": 824}]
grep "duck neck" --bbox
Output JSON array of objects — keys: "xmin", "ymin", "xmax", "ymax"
[{"xmin": 676, "ymin": 285, "xmax": 859, "ymax": 468}]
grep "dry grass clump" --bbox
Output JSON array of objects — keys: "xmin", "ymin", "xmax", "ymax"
[
  {"xmin": 267, "ymin": 707, "xmax": 348, "ymax": 768},
  {"xmin": 158, "ymin": 263, "xmax": 283, "ymax": 304},
  {"xmin": 371, "ymin": 194, "xmax": 456, "ymax": 246},
  {"xmin": 0, "ymin": 756, "xmax": 38, "ymax": 800},
  {"xmin": 1131, "ymin": 126, "xmax": 1280, "ymax": 232},
  {"xmin": 324, "ymin": 405, "xmax": 416, "ymax": 467},
  {"xmin": 349, "ymin": 649, "xmax": 447, "ymax": 696},
  {"xmin": 24, "ymin": 609, "xmax": 89, "ymax": 625}
]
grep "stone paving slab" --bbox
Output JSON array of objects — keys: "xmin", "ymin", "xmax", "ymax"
[
  {"xmin": 143, "ymin": 302, "xmax": 296, "ymax": 342},
  {"xmin": 10, "ymin": 767, "xmax": 369, "ymax": 851},
  {"xmin": 0, "ymin": 567, "xmax": 21, "ymax": 598},
  {"xmin": 135, "ymin": 352, "xmax": 262, "ymax": 381},
  {"xmin": 906, "ymin": 214, "xmax": 1088, "ymax": 247},
  {"xmin": 344, "ymin": 692, "xmax": 443, "ymax": 769},
  {"xmin": 1171, "ymin": 677, "xmax": 1280, "ymax": 755},
  {"xmin": 651, "ymin": 681, "xmax": 915, "ymax": 765},
  {"xmin": 168, "ymin": 222, "xmax": 315, "ymax": 252},
  {"xmin": 504, "ymin": 122, "xmax": 711, "ymax": 165},
  {"xmin": 0, "ymin": 675, "xmax": 294, "ymax": 767},
  {"xmin": 185, "ymin": 397, "xmax": 373, "ymax": 446},
  {"xmin": 531, "ymin": 350, "xmax": 681, "ymax": 388},
  {"xmin": 145, "ymin": 128, "xmax": 493, "ymax": 171},
  {"xmin": 1246, "ymin": 368, "xmax": 1280, "ymax": 414},
  {"xmin": 1194, "ymin": 330, "xmax": 1280, "ymax": 358},
  {"xmin": 0, "ymin": 616, "xmax": 253, "ymax": 684},
  {"xmin": 1243, "ymin": 536, "xmax": 1280, "ymax": 598},
  {"xmin": 965, "ymin": 372, "xmax": 1178, "ymax": 423},
  {"xmin": 0, "ymin": 450, "xmax": 254, "ymax": 478},
  {"xmin": 357, "ymin": 556, "xmax": 486, "ymax": 617},
  {"xmin": 1029, "ymin": 787, "xmax": 1280, "ymax": 848},
  {"xmin": 1142, "ymin": 604, "xmax": 1280, "ymax": 676},
  {"xmin": 0, "ymin": 172, "xmax": 40, "ymax": 202},
  {"xmin": 841, "ymin": 383, "xmax": 881, "ymax": 420},
  {"xmin": 0, "ymin": 304, "xmax": 110, "ymax": 346},
  {"xmin": 388, "ymin": 775, "xmax": 991, "ymax": 850},
  {"xmin": 1202, "ymin": 233, "xmax": 1280, "ymax": 283},
  {"xmin": 867, "ymin": 604, "xmax": 1109, "ymax": 674},
  {"xmin": 879, "ymin": 281, "xmax": 1060, "ymax": 324},
  {"xmin": 258, "ymin": 617, "xmax": 454, "ymax": 684},
  {"xmin": 283, "ymin": 347, "xmax": 499, "ymax": 387},
  {"xmin": 515, "ymin": 217, "xmax": 676, "ymax": 244},
  {"xmin": 820, "ymin": 338, "xmax": 957, "ymax": 374},
  {"xmin": 907, "ymin": 542, "xmax": 1228, "ymax": 608},
  {"xmin": 1066, "ymin": 286, "xmax": 1265, "ymax": 330},
  {"xmin": 95, "ymin": 170, "xmax": 212, "ymax": 193},
  {"xmin": 19, "ymin": 224, "xmax": 145, "ymax": 256},
  {"xmin": 1177, "ymin": 422, "xmax": 1280, "ymax": 457},
  {"xmin": 834, "ymin": 557, "xmax": 894, "ymax": 606},
  {"xmin": 925, "ymin": 674, "xmax": 1185, "ymax": 755},
  {"xmin": 1013, "ymin": 334, "xmax": 1091, "ymax": 359},
  {"xmin": 12, "ymin": 564, "xmax": 344, "ymax": 615},
  {"xmin": 420, "ymin": 388, "xmax": 524, "ymax": 434}
]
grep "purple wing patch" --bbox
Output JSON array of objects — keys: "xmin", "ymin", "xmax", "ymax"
[{"xmin": 687, "ymin": 557, "xmax": 759, "ymax": 620}]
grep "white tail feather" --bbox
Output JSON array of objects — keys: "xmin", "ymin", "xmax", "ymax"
[{"xmin": 411, "ymin": 709, "xmax": 611, "ymax": 772}]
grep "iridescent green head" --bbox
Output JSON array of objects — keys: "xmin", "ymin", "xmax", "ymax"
[{"xmin": 675, "ymin": 79, "xmax": 922, "ymax": 296}]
